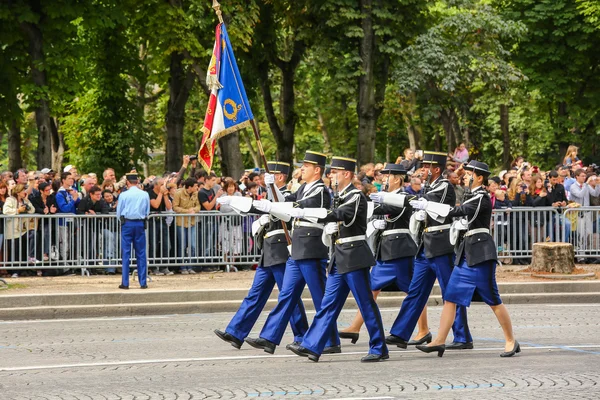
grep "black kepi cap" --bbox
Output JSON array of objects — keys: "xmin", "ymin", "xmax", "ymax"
[
  {"xmin": 381, "ymin": 163, "xmax": 407, "ymax": 175},
  {"xmin": 465, "ymin": 160, "xmax": 491, "ymax": 177},
  {"xmin": 330, "ymin": 156, "xmax": 356, "ymax": 172},
  {"xmin": 303, "ymin": 151, "xmax": 327, "ymax": 167},
  {"xmin": 422, "ymin": 151, "xmax": 447, "ymax": 168},
  {"xmin": 267, "ymin": 161, "xmax": 291, "ymax": 176}
]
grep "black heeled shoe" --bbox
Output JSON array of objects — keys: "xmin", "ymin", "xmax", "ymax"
[
  {"xmin": 408, "ymin": 332, "xmax": 432, "ymax": 346},
  {"xmin": 339, "ymin": 332, "xmax": 359, "ymax": 344},
  {"xmin": 416, "ymin": 344, "xmax": 445, "ymax": 357},
  {"xmin": 385, "ymin": 334, "xmax": 408, "ymax": 349},
  {"xmin": 500, "ymin": 341, "xmax": 521, "ymax": 357}
]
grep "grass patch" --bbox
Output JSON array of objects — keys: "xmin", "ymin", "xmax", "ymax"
[{"xmin": 0, "ymin": 283, "xmax": 27, "ymax": 290}]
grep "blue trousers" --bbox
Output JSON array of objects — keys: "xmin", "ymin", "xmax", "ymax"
[
  {"xmin": 121, "ymin": 220, "xmax": 147, "ymax": 287},
  {"xmin": 226, "ymin": 262, "xmax": 309, "ymax": 343},
  {"xmin": 261, "ymin": 258, "xmax": 339, "ymax": 348},
  {"xmin": 371, "ymin": 256, "xmax": 413, "ymax": 292},
  {"xmin": 302, "ymin": 264, "xmax": 388, "ymax": 356},
  {"xmin": 390, "ymin": 250, "xmax": 472, "ymax": 343}
]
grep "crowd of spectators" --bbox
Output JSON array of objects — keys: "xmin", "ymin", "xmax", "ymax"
[{"xmin": 1, "ymin": 144, "xmax": 599, "ymax": 277}]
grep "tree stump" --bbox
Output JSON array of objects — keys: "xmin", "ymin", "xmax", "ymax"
[{"xmin": 530, "ymin": 242, "xmax": 575, "ymax": 274}]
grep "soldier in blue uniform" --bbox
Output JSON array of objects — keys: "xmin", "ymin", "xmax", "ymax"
[
  {"xmin": 371, "ymin": 151, "xmax": 472, "ymax": 350},
  {"xmin": 413, "ymin": 160, "xmax": 519, "ymax": 357},
  {"xmin": 339, "ymin": 163, "xmax": 430, "ymax": 345},
  {"xmin": 116, "ymin": 171, "xmax": 150, "ymax": 289},
  {"xmin": 213, "ymin": 162, "xmax": 308, "ymax": 349},
  {"xmin": 285, "ymin": 157, "xmax": 388, "ymax": 362},
  {"xmin": 244, "ymin": 151, "xmax": 340, "ymax": 354}
]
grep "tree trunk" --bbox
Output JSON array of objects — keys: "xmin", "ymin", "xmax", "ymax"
[
  {"xmin": 500, "ymin": 104, "xmax": 511, "ymax": 169},
  {"xmin": 218, "ymin": 133, "xmax": 244, "ymax": 179},
  {"xmin": 356, "ymin": 0, "xmax": 377, "ymax": 167},
  {"xmin": 51, "ymin": 117, "xmax": 65, "ymax": 172},
  {"xmin": 8, "ymin": 119, "xmax": 23, "ymax": 171},
  {"xmin": 165, "ymin": 52, "xmax": 195, "ymax": 172},
  {"xmin": 318, "ymin": 111, "xmax": 332, "ymax": 155},
  {"xmin": 242, "ymin": 129, "xmax": 260, "ymax": 168},
  {"xmin": 402, "ymin": 93, "xmax": 421, "ymax": 150},
  {"xmin": 20, "ymin": 21, "xmax": 52, "ymax": 169}
]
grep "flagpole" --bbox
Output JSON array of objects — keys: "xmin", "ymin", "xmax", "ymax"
[{"xmin": 211, "ymin": 1, "xmax": 292, "ymax": 246}]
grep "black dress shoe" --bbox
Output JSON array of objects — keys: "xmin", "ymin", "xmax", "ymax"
[
  {"xmin": 408, "ymin": 332, "xmax": 432, "ymax": 346},
  {"xmin": 500, "ymin": 341, "xmax": 521, "ymax": 357},
  {"xmin": 361, "ymin": 353, "xmax": 389, "ymax": 362},
  {"xmin": 214, "ymin": 329, "xmax": 243, "ymax": 349},
  {"xmin": 140, "ymin": 285, "xmax": 148, "ymax": 289},
  {"xmin": 118, "ymin": 284, "xmax": 129, "ymax": 290},
  {"xmin": 285, "ymin": 341, "xmax": 301, "ymax": 351},
  {"xmin": 339, "ymin": 332, "xmax": 359, "ymax": 344},
  {"xmin": 322, "ymin": 345, "xmax": 342, "ymax": 354},
  {"xmin": 287, "ymin": 343, "xmax": 320, "ymax": 362},
  {"xmin": 385, "ymin": 334, "xmax": 408, "ymax": 349},
  {"xmin": 416, "ymin": 344, "xmax": 445, "ymax": 357},
  {"xmin": 244, "ymin": 337, "xmax": 276, "ymax": 354},
  {"xmin": 446, "ymin": 341, "xmax": 474, "ymax": 350}
]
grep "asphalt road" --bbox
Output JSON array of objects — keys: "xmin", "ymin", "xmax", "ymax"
[{"xmin": 1, "ymin": 303, "xmax": 599, "ymax": 399}]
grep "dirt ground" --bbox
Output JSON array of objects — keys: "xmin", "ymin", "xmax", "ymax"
[{"xmin": 0, "ymin": 264, "xmax": 599, "ymax": 295}]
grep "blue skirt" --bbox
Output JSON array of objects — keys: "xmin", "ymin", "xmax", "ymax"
[{"xmin": 444, "ymin": 258, "xmax": 502, "ymax": 307}]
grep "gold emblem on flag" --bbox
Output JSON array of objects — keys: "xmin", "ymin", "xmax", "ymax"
[{"xmin": 223, "ymin": 99, "xmax": 242, "ymax": 122}]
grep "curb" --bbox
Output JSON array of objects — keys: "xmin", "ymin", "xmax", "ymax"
[{"xmin": 2, "ymin": 281, "xmax": 600, "ymax": 320}]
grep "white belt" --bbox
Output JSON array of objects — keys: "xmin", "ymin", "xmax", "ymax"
[
  {"xmin": 294, "ymin": 221, "xmax": 323, "ymax": 230},
  {"xmin": 382, "ymin": 229, "xmax": 411, "ymax": 236},
  {"xmin": 464, "ymin": 228, "xmax": 490, "ymax": 237},
  {"xmin": 424, "ymin": 224, "xmax": 452, "ymax": 233},
  {"xmin": 264, "ymin": 229, "xmax": 285, "ymax": 239},
  {"xmin": 336, "ymin": 235, "xmax": 366, "ymax": 244}
]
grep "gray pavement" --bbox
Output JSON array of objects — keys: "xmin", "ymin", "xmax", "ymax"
[{"xmin": 1, "ymin": 303, "xmax": 599, "ymax": 399}]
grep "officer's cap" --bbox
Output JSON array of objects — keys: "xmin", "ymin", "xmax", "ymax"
[
  {"xmin": 126, "ymin": 171, "xmax": 139, "ymax": 182},
  {"xmin": 302, "ymin": 151, "xmax": 327, "ymax": 167},
  {"xmin": 464, "ymin": 160, "xmax": 491, "ymax": 177},
  {"xmin": 422, "ymin": 151, "xmax": 447, "ymax": 168},
  {"xmin": 267, "ymin": 161, "xmax": 291, "ymax": 176},
  {"xmin": 381, "ymin": 163, "xmax": 407, "ymax": 175},
  {"xmin": 330, "ymin": 156, "xmax": 356, "ymax": 173}
]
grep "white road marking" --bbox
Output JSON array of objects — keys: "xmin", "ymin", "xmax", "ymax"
[{"xmin": 1, "ymin": 345, "xmax": 597, "ymax": 372}]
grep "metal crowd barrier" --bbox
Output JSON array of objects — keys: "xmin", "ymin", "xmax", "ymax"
[
  {"xmin": 0, "ymin": 207, "xmax": 597, "ymax": 273},
  {"xmin": 0, "ymin": 212, "xmax": 261, "ymax": 272}
]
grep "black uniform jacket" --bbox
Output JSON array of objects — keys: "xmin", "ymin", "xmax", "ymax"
[
  {"xmin": 373, "ymin": 189, "xmax": 418, "ymax": 261},
  {"xmin": 420, "ymin": 176, "xmax": 456, "ymax": 258},
  {"xmin": 253, "ymin": 187, "xmax": 292, "ymax": 268},
  {"xmin": 286, "ymin": 180, "xmax": 331, "ymax": 261},
  {"xmin": 319, "ymin": 184, "xmax": 375, "ymax": 274},
  {"xmin": 448, "ymin": 186, "xmax": 497, "ymax": 266}
]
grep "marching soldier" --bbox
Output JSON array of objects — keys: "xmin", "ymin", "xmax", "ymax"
[
  {"xmin": 244, "ymin": 151, "xmax": 340, "ymax": 354},
  {"xmin": 371, "ymin": 151, "xmax": 472, "ymax": 350},
  {"xmin": 286, "ymin": 156, "xmax": 388, "ymax": 362},
  {"xmin": 214, "ymin": 162, "xmax": 309, "ymax": 349},
  {"xmin": 339, "ymin": 163, "xmax": 430, "ymax": 345},
  {"xmin": 413, "ymin": 160, "xmax": 519, "ymax": 357}
]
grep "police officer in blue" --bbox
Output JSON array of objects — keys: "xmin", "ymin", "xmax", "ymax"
[
  {"xmin": 371, "ymin": 151, "xmax": 472, "ymax": 350},
  {"xmin": 413, "ymin": 160, "xmax": 519, "ymax": 357},
  {"xmin": 340, "ymin": 163, "xmax": 430, "ymax": 345},
  {"xmin": 116, "ymin": 171, "xmax": 150, "ymax": 289},
  {"xmin": 213, "ymin": 161, "xmax": 308, "ymax": 349},
  {"xmin": 285, "ymin": 156, "xmax": 388, "ymax": 362},
  {"xmin": 245, "ymin": 151, "xmax": 340, "ymax": 354}
]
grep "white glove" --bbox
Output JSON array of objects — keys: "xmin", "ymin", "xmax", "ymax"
[
  {"xmin": 324, "ymin": 222, "xmax": 339, "ymax": 235},
  {"xmin": 370, "ymin": 192, "xmax": 386, "ymax": 204},
  {"xmin": 409, "ymin": 198, "xmax": 428, "ymax": 210},
  {"xmin": 288, "ymin": 208, "xmax": 306, "ymax": 218},
  {"xmin": 253, "ymin": 199, "xmax": 272, "ymax": 213},
  {"xmin": 217, "ymin": 196, "xmax": 231, "ymax": 206},
  {"xmin": 415, "ymin": 210, "xmax": 426, "ymax": 221},
  {"xmin": 373, "ymin": 219, "xmax": 386, "ymax": 230},
  {"xmin": 258, "ymin": 214, "xmax": 270, "ymax": 226},
  {"xmin": 264, "ymin": 173, "xmax": 275, "ymax": 186}
]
